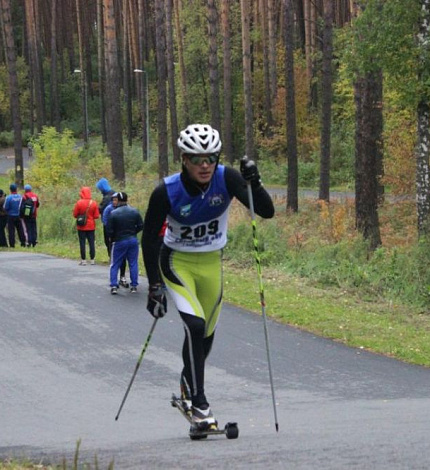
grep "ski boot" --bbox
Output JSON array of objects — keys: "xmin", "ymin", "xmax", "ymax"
[{"xmin": 191, "ymin": 404, "xmax": 217, "ymax": 432}]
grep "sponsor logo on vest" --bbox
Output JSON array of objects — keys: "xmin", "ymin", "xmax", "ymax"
[
  {"xmin": 180, "ymin": 204, "xmax": 192, "ymax": 217},
  {"xmin": 209, "ymin": 194, "xmax": 224, "ymax": 207}
]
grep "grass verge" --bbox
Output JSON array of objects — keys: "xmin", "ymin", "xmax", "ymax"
[{"xmin": 223, "ymin": 261, "xmax": 430, "ymax": 367}]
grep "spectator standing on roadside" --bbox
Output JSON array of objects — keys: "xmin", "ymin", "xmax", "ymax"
[
  {"xmin": 103, "ymin": 193, "xmax": 130, "ymax": 288},
  {"xmin": 107, "ymin": 192, "xmax": 144, "ymax": 294},
  {"xmin": 20, "ymin": 184, "xmax": 40, "ymax": 247},
  {"xmin": 0, "ymin": 189, "xmax": 8, "ymax": 247},
  {"xmin": 73, "ymin": 186, "xmax": 100, "ymax": 265},
  {"xmin": 96, "ymin": 178, "xmax": 115, "ymax": 257},
  {"xmin": 4, "ymin": 183, "xmax": 26, "ymax": 248}
]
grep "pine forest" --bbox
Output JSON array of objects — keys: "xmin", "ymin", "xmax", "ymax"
[{"xmin": 1, "ymin": 0, "xmax": 430, "ymax": 315}]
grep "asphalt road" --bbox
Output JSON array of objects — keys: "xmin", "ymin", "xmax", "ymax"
[
  {"xmin": 1, "ymin": 251, "xmax": 430, "ymax": 469},
  {"xmin": 0, "ymin": 147, "xmax": 30, "ymax": 175}
]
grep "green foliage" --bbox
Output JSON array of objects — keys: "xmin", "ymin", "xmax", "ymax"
[
  {"xmin": 340, "ymin": 0, "xmax": 422, "ymax": 107},
  {"xmin": 225, "ymin": 212, "xmax": 430, "ymax": 310},
  {"xmin": 77, "ymin": 139, "xmax": 113, "ymax": 183},
  {"xmin": 26, "ymin": 127, "xmax": 80, "ymax": 188},
  {"xmin": 180, "ymin": 2, "xmax": 210, "ymax": 122},
  {"xmin": 0, "ymin": 128, "xmax": 32, "ymax": 147},
  {"xmin": 225, "ymin": 218, "xmax": 284, "ymax": 267},
  {"xmin": 0, "ymin": 57, "xmax": 30, "ymax": 130}
]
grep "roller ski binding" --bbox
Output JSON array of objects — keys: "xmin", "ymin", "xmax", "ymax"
[{"xmin": 171, "ymin": 393, "xmax": 239, "ymax": 440}]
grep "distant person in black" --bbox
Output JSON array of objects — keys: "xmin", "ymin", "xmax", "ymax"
[{"xmin": 0, "ymin": 189, "xmax": 8, "ymax": 247}]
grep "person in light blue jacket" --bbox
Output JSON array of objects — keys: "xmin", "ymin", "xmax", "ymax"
[
  {"xmin": 96, "ymin": 178, "xmax": 115, "ymax": 256},
  {"xmin": 4, "ymin": 183, "xmax": 26, "ymax": 247}
]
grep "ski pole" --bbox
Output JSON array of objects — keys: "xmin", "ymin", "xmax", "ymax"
[
  {"xmin": 115, "ymin": 317, "xmax": 158, "ymax": 421},
  {"xmin": 246, "ymin": 181, "xmax": 279, "ymax": 432}
]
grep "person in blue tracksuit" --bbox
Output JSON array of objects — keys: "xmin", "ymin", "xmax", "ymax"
[
  {"xmin": 107, "ymin": 192, "xmax": 144, "ymax": 294},
  {"xmin": 103, "ymin": 194, "xmax": 130, "ymax": 288},
  {"xmin": 4, "ymin": 183, "xmax": 26, "ymax": 247}
]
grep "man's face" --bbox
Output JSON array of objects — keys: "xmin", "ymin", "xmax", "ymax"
[
  {"xmin": 183, "ymin": 154, "xmax": 218, "ymax": 185},
  {"xmin": 112, "ymin": 197, "xmax": 119, "ymax": 207}
]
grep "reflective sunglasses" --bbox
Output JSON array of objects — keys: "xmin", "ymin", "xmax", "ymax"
[{"xmin": 186, "ymin": 154, "xmax": 219, "ymax": 165}]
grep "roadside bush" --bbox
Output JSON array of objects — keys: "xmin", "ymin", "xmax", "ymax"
[
  {"xmin": 26, "ymin": 127, "xmax": 80, "ymax": 188},
  {"xmin": 225, "ymin": 199, "xmax": 430, "ymax": 310}
]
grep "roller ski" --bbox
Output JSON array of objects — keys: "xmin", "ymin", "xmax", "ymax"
[{"xmin": 171, "ymin": 393, "xmax": 239, "ymax": 440}]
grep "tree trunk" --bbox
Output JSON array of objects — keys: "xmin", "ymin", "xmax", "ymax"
[
  {"xmin": 165, "ymin": 0, "xmax": 180, "ymax": 162},
  {"xmin": 416, "ymin": 0, "xmax": 430, "ymax": 237},
  {"xmin": 50, "ymin": 0, "xmax": 60, "ymax": 131},
  {"xmin": 173, "ymin": 0, "xmax": 189, "ymax": 125},
  {"xmin": 416, "ymin": 100, "xmax": 430, "ymax": 236},
  {"xmin": 24, "ymin": 0, "xmax": 45, "ymax": 132},
  {"xmin": 0, "ymin": 0, "xmax": 23, "ymax": 187},
  {"xmin": 285, "ymin": 0, "xmax": 298, "ymax": 213},
  {"xmin": 259, "ymin": 0, "xmax": 273, "ymax": 135},
  {"xmin": 127, "ymin": 0, "xmax": 139, "ymax": 69},
  {"xmin": 304, "ymin": 0, "xmax": 312, "ymax": 101},
  {"xmin": 268, "ymin": 0, "xmax": 277, "ymax": 105},
  {"xmin": 309, "ymin": 0, "xmax": 318, "ymax": 109},
  {"xmin": 354, "ymin": 73, "xmax": 382, "ymax": 250},
  {"xmin": 75, "ymin": 0, "xmax": 89, "ymax": 143},
  {"xmin": 123, "ymin": 0, "xmax": 132, "ymax": 147},
  {"xmin": 319, "ymin": 0, "xmax": 333, "ymax": 202},
  {"xmin": 97, "ymin": 0, "xmax": 107, "ymax": 144},
  {"xmin": 155, "ymin": 0, "xmax": 168, "ymax": 179},
  {"xmin": 104, "ymin": 0, "xmax": 125, "ymax": 182},
  {"xmin": 207, "ymin": 0, "xmax": 221, "ymax": 134},
  {"xmin": 221, "ymin": 0, "xmax": 233, "ymax": 164},
  {"xmin": 138, "ymin": 0, "xmax": 148, "ymax": 160},
  {"xmin": 240, "ymin": 0, "xmax": 255, "ymax": 160},
  {"xmin": 82, "ymin": 0, "xmax": 93, "ymax": 100}
]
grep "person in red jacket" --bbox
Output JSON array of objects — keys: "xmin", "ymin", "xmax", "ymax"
[
  {"xmin": 73, "ymin": 186, "xmax": 100, "ymax": 265},
  {"xmin": 21, "ymin": 184, "xmax": 40, "ymax": 247}
]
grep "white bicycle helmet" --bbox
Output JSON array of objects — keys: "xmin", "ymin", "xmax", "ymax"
[{"xmin": 177, "ymin": 124, "xmax": 222, "ymax": 155}]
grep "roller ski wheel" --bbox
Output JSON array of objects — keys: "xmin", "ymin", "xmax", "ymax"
[
  {"xmin": 189, "ymin": 425, "xmax": 209, "ymax": 440},
  {"xmin": 171, "ymin": 393, "xmax": 239, "ymax": 440},
  {"xmin": 225, "ymin": 422, "xmax": 239, "ymax": 439}
]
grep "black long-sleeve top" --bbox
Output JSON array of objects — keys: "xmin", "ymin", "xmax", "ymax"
[{"xmin": 142, "ymin": 166, "xmax": 275, "ymax": 285}]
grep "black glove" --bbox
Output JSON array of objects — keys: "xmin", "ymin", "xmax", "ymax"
[
  {"xmin": 240, "ymin": 156, "xmax": 261, "ymax": 188},
  {"xmin": 147, "ymin": 284, "xmax": 167, "ymax": 318}
]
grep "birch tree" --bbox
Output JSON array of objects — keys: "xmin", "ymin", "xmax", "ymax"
[{"xmin": 416, "ymin": 0, "xmax": 430, "ymax": 236}]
